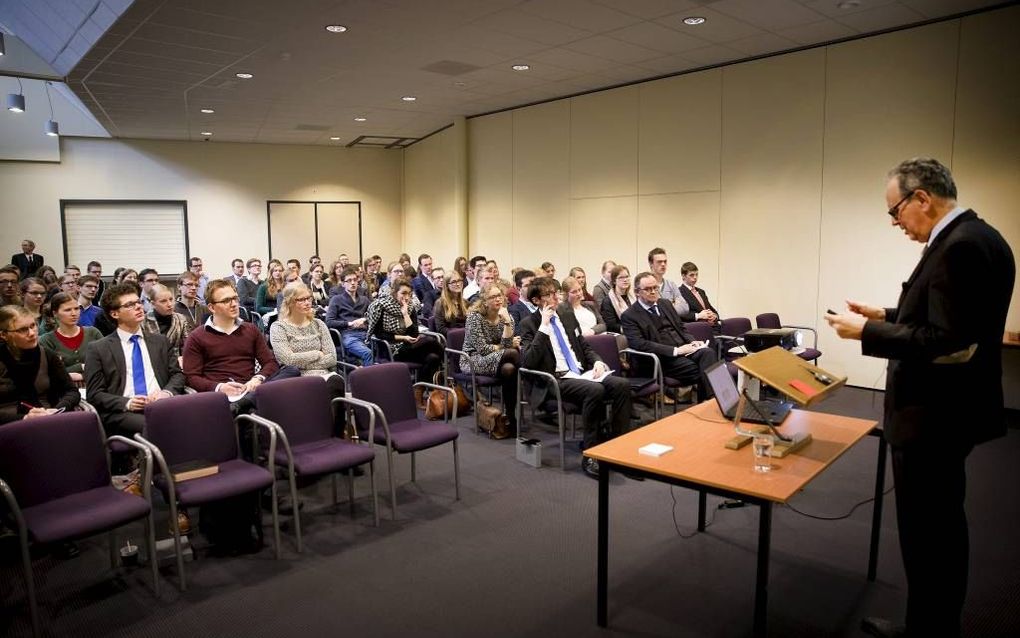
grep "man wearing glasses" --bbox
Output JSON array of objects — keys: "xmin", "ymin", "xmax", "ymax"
[
  {"xmin": 621, "ymin": 272, "xmax": 717, "ymax": 400},
  {"xmin": 138, "ymin": 269, "xmax": 160, "ymax": 314},
  {"xmin": 825, "ymin": 158, "xmax": 1014, "ymax": 638},
  {"xmin": 87, "ymin": 261, "xmax": 105, "ymax": 305},
  {"xmin": 423, "ymin": 266, "xmax": 444, "ymax": 319},
  {"xmin": 76, "ymin": 275, "xmax": 103, "ymax": 327},
  {"xmin": 325, "ymin": 266, "xmax": 374, "ymax": 366},
  {"xmin": 236, "ymin": 258, "xmax": 262, "ymax": 311},
  {"xmin": 176, "ymin": 271, "xmax": 210, "ymax": 326},
  {"xmin": 0, "ymin": 266, "xmax": 20, "ymax": 305},
  {"xmin": 188, "ymin": 257, "xmax": 209, "ymax": 300}
]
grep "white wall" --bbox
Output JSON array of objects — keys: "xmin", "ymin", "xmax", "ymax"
[
  {"xmin": 0, "ymin": 137, "xmax": 404, "ymax": 277},
  {"xmin": 461, "ymin": 6, "xmax": 1020, "ymax": 388}
]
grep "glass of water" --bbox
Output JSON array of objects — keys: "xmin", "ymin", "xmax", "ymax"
[{"xmin": 752, "ymin": 434, "xmax": 774, "ymax": 473}]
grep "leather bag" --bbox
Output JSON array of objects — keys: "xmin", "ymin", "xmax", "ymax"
[
  {"xmin": 425, "ymin": 375, "xmax": 471, "ymax": 421},
  {"xmin": 476, "ymin": 401, "xmax": 511, "ymax": 439}
]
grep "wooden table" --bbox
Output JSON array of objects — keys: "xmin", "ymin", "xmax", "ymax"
[{"xmin": 585, "ymin": 401, "xmax": 879, "ymax": 637}]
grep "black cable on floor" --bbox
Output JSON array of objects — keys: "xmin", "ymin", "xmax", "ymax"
[
  {"xmin": 784, "ymin": 484, "xmax": 895, "ymax": 521},
  {"xmin": 670, "ymin": 485, "xmax": 716, "ymax": 538}
]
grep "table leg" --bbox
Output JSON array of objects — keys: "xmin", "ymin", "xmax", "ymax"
[
  {"xmin": 597, "ymin": 462, "xmax": 609, "ymax": 627},
  {"xmin": 868, "ymin": 434, "xmax": 887, "ymax": 581},
  {"xmin": 754, "ymin": 502, "xmax": 773, "ymax": 638},
  {"xmin": 698, "ymin": 490, "xmax": 707, "ymax": 532}
]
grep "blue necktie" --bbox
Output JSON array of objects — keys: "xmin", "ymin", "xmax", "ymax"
[
  {"xmin": 550, "ymin": 316, "xmax": 580, "ymax": 374},
  {"xmin": 130, "ymin": 335, "xmax": 148, "ymax": 396}
]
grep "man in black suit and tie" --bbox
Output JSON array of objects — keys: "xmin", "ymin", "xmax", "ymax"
[
  {"xmin": 678, "ymin": 262, "xmax": 720, "ymax": 328},
  {"xmin": 11, "ymin": 239, "xmax": 43, "ymax": 278},
  {"xmin": 519, "ymin": 277, "xmax": 631, "ymax": 479},
  {"xmin": 621, "ymin": 272, "xmax": 718, "ymax": 400},
  {"xmin": 85, "ymin": 283, "xmax": 186, "ymax": 437},
  {"xmin": 826, "ymin": 158, "xmax": 1015, "ymax": 638}
]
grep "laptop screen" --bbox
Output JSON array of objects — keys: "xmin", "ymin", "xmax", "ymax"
[{"xmin": 705, "ymin": 361, "xmax": 739, "ymax": 416}]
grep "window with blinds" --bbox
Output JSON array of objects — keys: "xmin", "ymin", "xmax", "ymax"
[{"xmin": 60, "ymin": 200, "xmax": 189, "ymax": 274}]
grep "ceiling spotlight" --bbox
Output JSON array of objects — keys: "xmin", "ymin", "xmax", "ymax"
[
  {"xmin": 401, "ymin": 96, "xmax": 417, "ymax": 102},
  {"xmin": 511, "ymin": 64, "xmax": 530, "ymax": 71},
  {"xmin": 324, "ymin": 25, "xmax": 348, "ymax": 33},
  {"xmin": 6, "ymin": 92, "xmax": 25, "ymax": 112},
  {"xmin": 45, "ymin": 120, "xmax": 59, "ymax": 137},
  {"xmin": 201, "ymin": 131, "xmax": 213, "ymax": 136},
  {"xmin": 683, "ymin": 16, "xmax": 706, "ymax": 25},
  {"xmin": 329, "ymin": 136, "xmax": 341, "ymax": 141},
  {"xmin": 235, "ymin": 72, "xmax": 254, "ymax": 79},
  {"xmin": 353, "ymin": 116, "xmax": 367, "ymax": 122},
  {"xmin": 200, "ymin": 108, "xmax": 215, "ymax": 114},
  {"xmin": 0, "ymin": 33, "xmax": 6, "ymax": 56}
]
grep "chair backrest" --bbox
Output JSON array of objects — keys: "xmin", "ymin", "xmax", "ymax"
[
  {"xmin": 755, "ymin": 313, "xmax": 781, "ymax": 329},
  {"xmin": 684, "ymin": 320, "xmax": 714, "ymax": 343},
  {"xmin": 720, "ymin": 317, "xmax": 752, "ymax": 338},
  {"xmin": 256, "ymin": 376, "xmax": 333, "ymax": 446},
  {"xmin": 349, "ymin": 362, "xmax": 417, "ymax": 424},
  {"xmin": 446, "ymin": 328, "xmax": 466, "ymax": 373},
  {"xmin": 143, "ymin": 392, "xmax": 238, "ymax": 467},
  {"xmin": 0, "ymin": 411, "xmax": 108, "ymax": 508},
  {"xmin": 584, "ymin": 334, "xmax": 622, "ymax": 371},
  {"xmin": 427, "ymin": 315, "xmax": 437, "ymax": 332}
]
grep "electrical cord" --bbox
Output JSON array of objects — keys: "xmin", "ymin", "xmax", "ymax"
[
  {"xmin": 784, "ymin": 484, "xmax": 895, "ymax": 521},
  {"xmin": 670, "ymin": 485, "xmax": 716, "ymax": 538},
  {"xmin": 686, "ymin": 411, "xmax": 731, "ymax": 424}
]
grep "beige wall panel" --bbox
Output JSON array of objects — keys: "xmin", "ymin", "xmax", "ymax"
[
  {"xmin": 818, "ymin": 22, "xmax": 959, "ymax": 385},
  {"xmin": 403, "ymin": 126, "xmax": 461, "ymax": 269},
  {"xmin": 513, "ymin": 101, "xmax": 571, "ymax": 271},
  {"xmin": 268, "ymin": 203, "xmax": 316, "ymax": 264},
  {"xmin": 570, "ymin": 87, "xmax": 639, "ymax": 199},
  {"xmin": 467, "ymin": 112, "xmax": 514, "ymax": 271},
  {"xmin": 719, "ymin": 49, "xmax": 825, "ymax": 335},
  {"xmin": 0, "ymin": 138, "xmax": 403, "ymax": 277},
  {"xmin": 636, "ymin": 192, "xmax": 721, "ymax": 298},
  {"xmin": 638, "ymin": 69, "xmax": 722, "ymax": 195},
  {"xmin": 316, "ymin": 203, "xmax": 363, "ymax": 265},
  {"xmin": 568, "ymin": 197, "xmax": 638, "ymax": 287},
  {"xmin": 953, "ymin": 6, "xmax": 1020, "ymax": 332}
]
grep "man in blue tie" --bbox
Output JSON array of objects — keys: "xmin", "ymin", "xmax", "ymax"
[{"xmin": 519, "ymin": 277, "xmax": 632, "ymax": 479}]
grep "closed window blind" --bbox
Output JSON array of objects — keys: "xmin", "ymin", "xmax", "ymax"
[{"xmin": 62, "ymin": 201, "xmax": 188, "ymax": 274}]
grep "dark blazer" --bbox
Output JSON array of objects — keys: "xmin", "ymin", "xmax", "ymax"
[
  {"xmin": 0, "ymin": 345, "xmax": 79, "ymax": 423},
  {"xmin": 519, "ymin": 307, "xmax": 601, "ymax": 406},
  {"xmin": 412, "ymin": 273, "xmax": 434, "ymax": 304},
  {"xmin": 861, "ymin": 210, "xmax": 1014, "ymax": 446},
  {"xmin": 11, "ymin": 252, "xmax": 44, "ymax": 278},
  {"xmin": 620, "ymin": 300, "xmax": 696, "ymax": 361},
  {"xmin": 84, "ymin": 331, "xmax": 186, "ymax": 420},
  {"xmin": 678, "ymin": 285, "xmax": 718, "ymax": 322},
  {"xmin": 508, "ymin": 300, "xmax": 534, "ymax": 336},
  {"xmin": 600, "ymin": 294, "xmax": 633, "ymax": 334},
  {"xmin": 235, "ymin": 277, "xmax": 258, "ymax": 311}
]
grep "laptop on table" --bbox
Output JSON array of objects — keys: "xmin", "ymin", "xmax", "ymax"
[{"xmin": 704, "ymin": 361, "xmax": 793, "ymax": 425}]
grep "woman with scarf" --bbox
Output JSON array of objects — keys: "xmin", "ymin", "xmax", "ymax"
[
  {"xmin": 600, "ymin": 265, "xmax": 634, "ymax": 335},
  {"xmin": 143, "ymin": 283, "xmax": 192, "ymax": 360}
]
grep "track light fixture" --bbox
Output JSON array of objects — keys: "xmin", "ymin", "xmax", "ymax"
[
  {"xmin": 6, "ymin": 76, "xmax": 25, "ymax": 112},
  {"xmin": 0, "ymin": 32, "xmax": 6, "ymax": 56},
  {"xmin": 44, "ymin": 81, "xmax": 59, "ymax": 136}
]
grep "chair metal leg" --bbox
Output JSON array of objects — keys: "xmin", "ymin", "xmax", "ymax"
[
  {"xmin": 145, "ymin": 510, "xmax": 159, "ymax": 597},
  {"xmin": 386, "ymin": 447, "xmax": 398, "ymax": 519},
  {"xmin": 369, "ymin": 460, "xmax": 380, "ymax": 527},
  {"xmin": 18, "ymin": 531, "xmax": 40, "ymax": 638},
  {"xmin": 558, "ymin": 408, "xmax": 566, "ymax": 471},
  {"xmin": 287, "ymin": 471, "xmax": 302, "ymax": 554},
  {"xmin": 109, "ymin": 531, "xmax": 118, "ymax": 569},
  {"xmin": 166, "ymin": 500, "xmax": 186, "ymax": 591},
  {"xmin": 453, "ymin": 439, "xmax": 461, "ymax": 500},
  {"xmin": 347, "ymin": 471, "xmax": 355, "ymax": 518},
  {"xmin": 331, "ymin": 473, "xmax": 339, "ymax": 506},
  {"xmin": 270, "ymin": 480, "xmax": 281, "ymax": 559},
  {"xmin": 411, "ymin": 452, "xmax": 417, "ymax": 482}
]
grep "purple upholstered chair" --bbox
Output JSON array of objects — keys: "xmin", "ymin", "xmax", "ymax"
[
  {"xmin": 0, "ymin": 411, "xmax": 156, "ymax": 637},
  {"xmin": 136, "ymin": 392, "xmax": 279, "ymax": 590},
  {"xmin": 347, "ymin": 362, "xmax": 460, "ymax": 519},
  {"xmin": 255, "ymin": 376, "xmax": 379, "ymax": 551},
  {"xmin": 444, "ymin": 328, "xmax": 501, "ymax": 434},
  {"xmin": 756, "ymin": 312, "xmax": 822, "ymax": 363},
  {"xmin": 585, "ymin": 334, "xmax": 661, "ymax": 422},
  {"xmin": 719, "ymin": 317, "xmax": 753, "ymax": 362},
  {"xmin": 684, "ymin": 320, "xmax": 714, "ymax": 344},
  {"xmin": 516, "ymin": 364, "xmax": 585, "ymax": 470}
]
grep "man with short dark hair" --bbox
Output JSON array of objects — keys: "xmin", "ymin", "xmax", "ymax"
[
  {"xmin": 138, "ymin": 269, "xmax": 160, "ymax": 314},
  {"xmin": 286, "ymin": 258, "xmax": 301, "ymax": 281},
  {"xmin": 12, "ymin": 239, "xmax": 43, "ymax": 278},
  {"xmin": 227, "ymin": 258, "xmax": 246, "ymax": 285},
  {"xmin": 76, "ymin": 274, "xmax": 103, "ymax": 327},
  {"xmin": 677, "ymin": 261, "xmax": 719, "ymax": 327},
  {"xmin": 87, "ymin": 260, "xmax": 104, "ymax": 304},
  {"xmin": 64, "ymin": 265, "xmax": 81, "ymax": 282},
  {"xmin": 592, "ymin": 260, "xmax": 616, "ymax": 308},
  {"xmin": 301, "ymin": 255, "xmax": 321, "ymax": 285},
  {"xmin": 519, "ymin": 277, "xmax": 632, "ymax": 479},
  {"xmin": 466, "ymin": 267, "xmax": 494, "ymax": 305},
  {"xmin": 325, "ymin": 266, "xmax": 374, "ymax": 366},
  {"xmin": 188, "ymin": 256, "xmax": 209, "ymax": 300},
  {"xmin": 412, "ymin": 253, "xmax": 434, "ymax": 304},
  {"xmin": 646, "ymin": 248, "xmax": 689, "ymax": 317},
  {"xmin": 462, "ymin": 255, "xmax": 487, "ymax": 300},
  {"xmin": 0, "ymin": 265, "xmax": 21, "ymax": 305},
  {"xmin": 508, "ymin": 269, "xmax": 537, "ymax": 336},
  {"xmin": 236, "ymin": 258, "xmax": 261, "ymax": 311},
  {"xmin": 176, "ymin": 271, "xmax": 210, "ymax": 326},
  {"xmin": 85, "ymin": 283, "xmax": 186, "ymax": 437},
  {"xmin": 621, "ymin": 271, "xmax": 717, "ymax": 400}
]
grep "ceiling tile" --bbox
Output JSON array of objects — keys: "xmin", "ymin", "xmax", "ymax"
[
  {"xmin": 518, "ymin": 0, "xmax": 643, "ymax": 32},
  {"xmin": 901, "ymin": 0, "xmax": 999, "ymax": 19},
  {"xmin": 591, "ymin": 0, "xmax": 704, "ymax": 20},
  {"xmin": 469, "ymin": 8, "xmax": 593, "ymax": 47},
  {"xmin": 834, "ymin": 2, "xmax": 925, "ymax": 32},
  {"xmin": 678, "ymin": 43, "xmax": 744, "ymax": 66},
  {"xmin": 564, "ymin": 34, "xmax": 666, "ymax": 63},
  {"xmin": 608, "ymin": 20, "xmax": 713, "ymax": 55},
  {"xmin": 726, "ymin": 32, "xmax": 800, "ymax": 57},
  {"xmin": 801, "ymin": 0, "xmax": 901, "ymax": 20},
  {"xmin": 776, "ymin": 19, "xmax": 858, "ymax": 46},
  {"xmin": 710, "ymin": 0, "xmax": 828, "ymax": 31},
  {"xmin": 655, "ymin": 7, "xmax": 764, "ymax": 44}
]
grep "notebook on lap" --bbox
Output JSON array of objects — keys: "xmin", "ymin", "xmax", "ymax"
[{"xmin": 705, "ymin": 360, "xmax": 793, "ymax": 425}]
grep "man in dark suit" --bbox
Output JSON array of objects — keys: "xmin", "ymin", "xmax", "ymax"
[
  {"xmin": 11, "ymin": 239, "xmax": 43, "ymax": 278},
  {"xmin": 621, "ymin": 272, "xmax": 718, "ymax": 400},
  {"xmin": 519, "ymin": 277, "xmax": 631, "ymax": 479},
  {"xmin": 85, "ymin": 283, "xmax": 186, "ymax": 437},
  {"xmin": 507, "ymin": 269, "xmax": 536, "ymax": 336},
  {"xmin": 826, "ymin": 158, "xmax": 1015, "ymax": 638},
  {"xmin": 412, "ymin": 253, "xmax": 435, "ymax": 304},
  {"xmin": 678, "ymin": 261, "xmax": 720, "ymax": 328}
]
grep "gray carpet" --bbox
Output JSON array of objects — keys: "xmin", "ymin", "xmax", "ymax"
[{"xmin": 2, "ymin": 388, "xmax": 1018, "ymax": 637}]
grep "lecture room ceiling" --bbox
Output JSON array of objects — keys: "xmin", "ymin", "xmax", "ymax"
[{"xmin": 1, "ymin": 0, "xmax": 1006, "ymax": 147}]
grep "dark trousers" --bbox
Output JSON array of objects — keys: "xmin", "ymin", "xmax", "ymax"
[
  {"xmin": 660, "ymin": 347, "xmax": 718, "ymax": 398},
  {"xmin": 891, "ymin": 438, "xmax": 973, "ymax": 636},
  {"xmin": 558, "ymin": 375, "xmax": 631, "ymax": 449}
]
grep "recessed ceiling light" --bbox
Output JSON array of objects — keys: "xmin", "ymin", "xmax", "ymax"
[
  {"xmin": 511, "ymin": 64, "xmax": 530, "ymax": 71},
  {"xmin": 200, "ymin": 108, "xmax": 215, "ymax": 114},
  {"xmin": 683, "ymin": 16, "xmax": 706, "ymax": 25},
  {"xmin": 324, "ymin": 25, "xmax": 348, "ymax": 33},
  {"xmin": 354, "ymin": 116, "xmax": 367, "ymax": 122},
  {"xmin": 329, "ymin": 136, "xmax": 341, "ymax": 141},
  {"xmin": 201, "ymin": 131, "xmax": 213, "ymax": 136},
  {"xmin": 235, "ymin": 72, "xmax": 253, "ymax": 79},
  {"xmin": 401, "ymin": 96, "xmax": 417, "ymax": 102}
]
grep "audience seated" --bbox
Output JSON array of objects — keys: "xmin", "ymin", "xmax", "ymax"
[
  {"xmin": 56, "ymin": 272, "xmax": 78, "ymax": 302},
  {"xmin": 176, "ymin": 271, "xmax": 211, "ymax": 326},
  {"xmin": 466, "ymin": 267, "xmax": 495, "ymax": 305},
  {"xmin": 412, "ymin": 253, "xmax": 435, "ymax": 303},
  {"xmin": 678, "ymin": 261, "xmax": 720, "ymax": 329},
  {"xmin": 325, "ymin": 266, "xmax": 374, "ymax": 366},
  {"xmin": 144, "ymin": 283, "xmax": 193, "ymax": 360},
  {"xmin": 19, "ymin": 277, "xmax": 46, "ymax": 331},
  {"xmin": 114, "ymin": 267, "xmax": 138, "ymax": 285},
  {"xmin": 539, "ymin": 262, "xmax": 556, "ymax": 279},
  {"xmin": 398, "ymin": 253, "xmax": 417, "ymax": 279},
  {"xmin": 646, "ymin": 248, "xmax": 689, "ymax": 317},
  {"xmin": 568, "ymin": 267, "xmax": 596, "ymax": 303},
  {"xmin": 460, "ymin": 281, "xmax": 520, "ymax": 433},
  {"xmin": 518, "ymin": 278, "xmax": 631, "ymax": 479},
  {"xmin": 87, "ymin": 261, "xmax": 105, "ymax": 305},
  {"xmin": 226, "ymin": 258, "xmax": 246, "ymax": 286},
  {"xmin": 560, "ymin": 276, "xmax": 605, "ymax": 336},
  {"xmin": 432, "ymin": 271, "xmax": 469, "ymax": 336},
  {"xmin": 591, "ymin": 260, "xmax": 616, "ymax": 308},
  {"xmin": 11, "ymin": 239, "xmax": 43, "ymax": 278},
  {"xmin": 256, "ymin": 261, "xmax": 287, "ymax": 315},
  {"xmin": 188, "ymin": 256, "xmax": 210, "ymax": 300},
  {"xmin": 461, "ymin": 255, "xmax": 487, "ymax": 300},
  {"xmin": 365, "ymin": 277, "xmax": 443, "ymax": 399},
  {"xmin": 300, "ymin": 255, "xmax": 321, "ymax": 286},
  {"xmin": 422, "ymin": 267, "xmax": 443, "ymax": 319},
  {"xmin": 507, "ymin": 269, "xmax": 537, "ymax": 336},
  {"xmin": 306, "ymin": 262, "xmax": 329, "ymax": 307},
  {"xmin": 236, "ymin": 257, "xmax": 261, "ymax": 311},
  {"xmin": 76, "ymin": 274, "xmax": 103, "ymax": 327},
  {"xmin": 0, "ymin": 265, "xmax": 22, "ymax": 306},
  {"xmin": 37, "ymin": 291, "xmax": 104, "ymax": 384},
  {"xmin": 621, "ymin": 272, "xmax": 717, "ymax": 400},
  {"xmin": 600, "ymin": 265, "xmax": 633, "ymax": 334},
  {"xmin": 0, "ymin": 304, "xmax": 80, "ymax": 424},
  {"xmin": 377, "ymin": 261, "xmax": 406, "ymax": 298},
  {"xmin": 138, "ymin": 268, "xmax": 160, "ymax": 314},
  {"xmin": 36, "ymin": 265, "xmax": 60, "ymax": 300}
]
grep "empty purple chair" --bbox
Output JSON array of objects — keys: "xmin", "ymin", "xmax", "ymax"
[
  {"xmin": 137, "ymin": 392, "xmax": 280, "ymax": 590},
  {"xmin": 348, "ymin": 362, "xmax": 460, "ymax": 519},
  {"xmin": 445, "ymin": 328, "xmax": 501, "ymax": 434},
  {"xmin": 0, "ymin": 411, "xmax": 157, "ymax": 637},
  {"xmin": 755, "ymin": 312, "xmax": 822, "ymax": 363},
  {"xmin": 719, "ymin": 317, "xmax": 753, "ymax": 363},
  {"xmin": 255, "ymin": 376, "xmax": 379, "ymax": 551},
  {"xmin": 585, "ymin": 334, "xmax": 661, "ymax": 421}
]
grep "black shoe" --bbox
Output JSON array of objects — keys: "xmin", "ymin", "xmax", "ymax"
[
  {"xmin": 861, "ymin": 617, "xmax": 907, "ymax": 638},
  {"xmin": 581, "ymin": 457, "xmax": 600, "ymax": 480},
  {"xmin": 53, "ymin": 541, "xmax": 80, "ymax": 560}
]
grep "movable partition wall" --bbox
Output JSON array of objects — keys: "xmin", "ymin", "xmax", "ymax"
[{"xmin": 267, "ymin": 200, "xmax": 362, "ymax": 266}]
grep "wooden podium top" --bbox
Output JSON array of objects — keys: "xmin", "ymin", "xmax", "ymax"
[
  {"xmin": 584, "ymin": 401, "xmax": 877, "ymax": 503},
  {"xmin": 734, "ymin": 346, "xmax": 846, "ymax": 406}
]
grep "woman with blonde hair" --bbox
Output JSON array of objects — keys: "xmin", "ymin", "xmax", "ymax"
[
  {"xmin": 256, "ymin": 261, "xmax": 286, "ymax": 314},
  {"xmin": 461, "ymin": 282, "xmax": 519, "ymax": 433},
  {"xmin": 433, "ymin": 271, "xmax": 469, "ymax": 336},
  {"xmin": 560, "ymin": 276, "xmax": 606, "ymax": 336}
]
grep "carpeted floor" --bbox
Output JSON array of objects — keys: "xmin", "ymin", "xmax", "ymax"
[{"xmin": 2, "ymin": 387, "xmax": 1018, "ymax": 637}]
